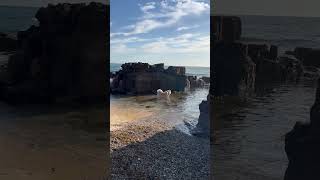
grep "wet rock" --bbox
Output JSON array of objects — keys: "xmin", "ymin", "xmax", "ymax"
[
  {"xmin": 284, "ymin": 78, "xmax": 320, "ymax": 180},
  {"xmin": 193, "ymin": 95, "xmax": 210, "ymax": 137},
  {"xmin": 187, "ymin": 76, "xmax": 206, "ymax": 88},
  {"xmin": 213, "ymin": 41, "xmax": 256, "ymax": 96},
  {"xmin": 200, "ymin": 76, "xmax": 210, "ymax": 84}
]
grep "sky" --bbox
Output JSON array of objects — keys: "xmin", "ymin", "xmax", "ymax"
[
  {"xmin": 111, "ymin": 0, "xmax": 210, "ymax": 67},
  {"xmin": 0, "ymin": 0, "xmax": 108, "ymax": 7},
  {"xmin": 213, "ymin": 0, "xmax": 320, "ymax": 17}
]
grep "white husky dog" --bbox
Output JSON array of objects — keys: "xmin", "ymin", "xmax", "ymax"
[{"xmin": 157, "ymin": 89, "xmax": 171, "ymax": 98}]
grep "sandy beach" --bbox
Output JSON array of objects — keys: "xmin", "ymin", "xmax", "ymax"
[{"xmin": 0, "ymin": 103, "xmax": 108, "ymax": 180}]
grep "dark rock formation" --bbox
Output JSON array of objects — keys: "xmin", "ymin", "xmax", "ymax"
[
  {"xmin": 284, "ymin": 78, "xmax": 320, "ymax": 180},
  {"xmin": 187, "ymin": 76, "xmax": 207, "ymax": 88},
  {"xmin": 192, "ymin": 95, "xmax": 210, "ymax": 137},
  {"xmin": 0, "ymin": 34, "xmax": 17, "ymax": 52},
  {"xmin": 212, "ymin": 16, "xmax": 241, "ymax": 42},
  {"xmin": 213, "ymin": 41, "xmax": 256, "ymax": 96},
  {"xmin": 111, "ymin": 63, "xmax": 187, "ymax": 95},
  {"xmin": 255, "ymin": 55, "xmax": 303, "ymax": 84},
  {"xmin": 0, "ymin": 2, "xmax": 108, "ymax": 104}
]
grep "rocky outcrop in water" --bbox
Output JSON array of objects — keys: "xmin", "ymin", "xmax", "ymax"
[
  {"xmin": 111, "ymin": 63, "xmax": 187, "ymax": 94},
  {"xmin": 212, "ymin": 16, "xmax": 308, "ymax": 97},
  {"xmin": 193, "ymin": 95, "xmax": 210, "ymax": 137},
  {"xmin": 284, "ymin": 78, "xmax": 320, "ymax": 180},
  {"xmin": 0, "ymin": 2, "xmax": 108, "ymax": 104},
  {"xmin": 213, "ymin": 41, "xmax": 256, "ymax": 96}
]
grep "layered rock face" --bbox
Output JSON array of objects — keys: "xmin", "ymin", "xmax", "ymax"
[
  {"xmin": 284, "ymin": 78, "xmax": 320, "ymax": 180},
  {"xmin": 111, "ymin": 63, "xmax": 187, "ymax": 94},
  {"xmin": 0, "ymin": 2, "xmax": 108, "ymax": 103},
  {"xmin": 213, "ymin": 41, "xmax": 256, "ymax": 96}
]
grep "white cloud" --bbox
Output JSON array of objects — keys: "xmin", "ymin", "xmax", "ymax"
[
  {"xmin": 112, "ymin": 0, "xmax": 209, "ymax": 36},
  {"xmin": 140, "ymin": 2, "xmax": 156, "ymax": 13},
  {"xmin": 139, "ymin": 33, "xmax": 209, "ymax": 54},
  {"xmin": 176, "ymin": 25, "xmax": 199, "ymax": 31}
]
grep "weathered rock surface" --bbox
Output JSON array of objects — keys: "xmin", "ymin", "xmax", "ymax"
[
  {"xmin": 213, "ymin": 41, "xmax": 256, "ymax": 96},
  {"xmin": 111, "ymin": 63, "xmax": 187, "ymax": 95},
  {"xmin": 193, "ymin": 95, "xmax": 210, "ymax": 137},
  {"xmin": 284, "ymin": 78, "xmax": 320, "ymax": 180},
  {"xmin": 0, "ymin": 2, "xmax": 108, "ymax": 104}
]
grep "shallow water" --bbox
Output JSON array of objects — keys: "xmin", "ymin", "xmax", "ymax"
[
  {"xmin": 213, "ymin": 82, "xmax": 317, "ymax": 179},
  {"xmin": 110, "ymin": 88, "xmax": 209, "ymax": 134}
]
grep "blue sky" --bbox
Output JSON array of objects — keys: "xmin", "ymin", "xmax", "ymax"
[{"xmin": 111, "ymin": 0, "xmax": 210, "ymax": 67}]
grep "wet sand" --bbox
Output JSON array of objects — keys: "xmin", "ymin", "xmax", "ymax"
[{"xmin": 0, "ymin": 103, "xmax": 108, "ymax": 180}]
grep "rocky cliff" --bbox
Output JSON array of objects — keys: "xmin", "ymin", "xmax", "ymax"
[{"xmin": 0, "ymin": 2, "xmax": 108, "ymax": 104}]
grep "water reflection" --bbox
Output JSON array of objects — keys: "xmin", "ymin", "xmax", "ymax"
[
  {"xmin": 213, "ymin": 82, "xmax": 317, "ymax": 179},
  {"xmin": 110, "ymin": 88, "xmax": 209, "ymax": 134}
]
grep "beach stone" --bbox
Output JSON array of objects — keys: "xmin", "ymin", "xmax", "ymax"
[{"xmin": 284, "ymin": 78, "xmax": 320, "ymax": 180}]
